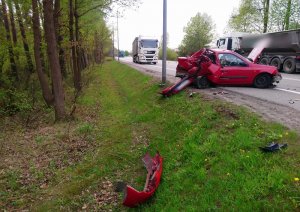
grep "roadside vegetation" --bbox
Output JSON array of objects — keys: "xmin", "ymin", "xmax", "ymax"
[
  {"xmin": 1, "ymin": 61, "xmax": 299, "ymax": 211},
  {"xmin": 158, "ymin": 47, "xmax": 178, "ymax": 61}
]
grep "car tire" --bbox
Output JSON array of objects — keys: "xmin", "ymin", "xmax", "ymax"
[
  {"xmin": 282, "ymin": 58, "xmax": 295, "ymax": 74},
  {"xmin": 195, "ymin": 76, "xmax": 210, "ymax": 89},
  {"xmin": 259, "ymin": 57, "xmax": 268, "ymax": 65},
  {"xmin": 153, "ymin": 62, "xmax": 157, "ymax": 65},
  {"xmin": 253, "ymin": 74, "xmax": 271, "ymax": 88},
  {"xmin": 270, "ymin": 58, "xmax": 281, "ymax": 70}
]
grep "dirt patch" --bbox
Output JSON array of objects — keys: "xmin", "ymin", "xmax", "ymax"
[
  {"xmin": 131, "ymin": 125, "xmax": 150, "ymax": 148},
  {"xmin": 214, "ymin": 105, "xmax": 240, "ymax": 120},
  {"xmin": 198, "ymin": 87, "xmax": 300, "ymax": 134}
]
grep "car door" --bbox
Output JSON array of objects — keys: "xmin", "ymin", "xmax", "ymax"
[{"xmin": 217, "ymin": 53, "xmax": 254, "ymax": 85}]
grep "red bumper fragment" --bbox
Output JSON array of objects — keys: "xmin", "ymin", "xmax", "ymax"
[
  {"xmin": 161, "ymin": 75, "xmax": 195, "ymax": 97},
  {"xmin": 123, "ymin": 152, "xmax": 163, "ymax": 207}
]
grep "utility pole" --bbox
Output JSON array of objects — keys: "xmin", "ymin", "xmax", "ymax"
[
  {"xmin": 112, "ymin": 25, "xmax": 115, "ymax": 60},
  {"xmin": 162, "ymin": 0, "xmax": 167, "ymax": 84},
  {"xmin": 117, "ymin": 10, "xmax": 120, "ymax": 62}
]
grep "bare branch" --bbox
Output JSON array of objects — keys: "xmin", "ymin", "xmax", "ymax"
[{"xmin": 78, "ymin": 2, "xmax": 111, "ymax": 18}]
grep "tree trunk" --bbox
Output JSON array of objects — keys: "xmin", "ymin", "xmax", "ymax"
[
  {"xmin": 284, "ymin": 0, "xmax": 292, "ymax": 30},
  {"xmin": 74, "ymin": 0, "xmax": 82, "ymax": 72},
  {"xmin": 32, "ymin": 0, "xmax": 54, "ymax": 106},
  {"xmin": 263, "ymin": 0, "xmax": 270, "ymax": 33},
  {"xmin": 69, "ymin": 0, "xmax": 81, "ymax": 91},
  {"xmin": 54, "ymin": 0, "xmax": 67, "ymax": 78},
  {"xmin": 1, "ymin": 0, "xmax": 18, "ymax": 81},
  {"xmin": 7, "ymin": 0, "xmax": 17, "ymax": 45},
  {"xmin": 43, "ymin": 0, "xmax": 66, "ymax": 120},
  {"xmin": 14, "ymin": 0, "xmax": 34, "ymax": 73}
]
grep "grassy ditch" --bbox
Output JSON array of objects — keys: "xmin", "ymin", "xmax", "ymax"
[{"xmin": 1, "ymin": 61, "xmax": 299, "ymax": 211}]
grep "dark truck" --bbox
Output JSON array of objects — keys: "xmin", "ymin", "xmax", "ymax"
[{"xmin": 216, "ymin": 29, "xmax": 300, "ymax": 73}]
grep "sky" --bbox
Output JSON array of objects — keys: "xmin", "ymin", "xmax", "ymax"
[{"xmin": 108, "ymin": 0, "xmax": 241, "ymax": 51}]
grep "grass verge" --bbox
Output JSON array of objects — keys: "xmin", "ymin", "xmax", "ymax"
[{"xmin": 1, "ymin": 61, "xmax": 299, "ymax": 211}]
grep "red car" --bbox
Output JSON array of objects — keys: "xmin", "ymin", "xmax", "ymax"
[{"xmin": 175, "ymin": 49, "xmax": 282, "ymax": 89}]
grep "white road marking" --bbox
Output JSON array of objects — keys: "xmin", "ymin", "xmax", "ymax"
[
  {"xmin": 283, "ymin": 77, "xmax": 300, "ymax": 82},
  {"xmin": 275, "ymin": 88, "xmax": 300, "ymax": 95}
]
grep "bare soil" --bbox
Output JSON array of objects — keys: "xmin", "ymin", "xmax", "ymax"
[{"xmin": 197, "ymin": 87, "xmax": 300, "ymax": 134}]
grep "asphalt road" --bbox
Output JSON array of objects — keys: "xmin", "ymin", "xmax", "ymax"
[{"xmin": 120, "ymin": 56, "xmax": 300, "ymax": 112}]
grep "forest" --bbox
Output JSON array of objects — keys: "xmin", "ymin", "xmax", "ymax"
[{"xmin": 0, "ymin": 0, "xmax": 138, "ymax": 121}]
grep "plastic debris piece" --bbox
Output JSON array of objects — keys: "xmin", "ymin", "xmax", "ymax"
[
  {"xmin": 123, "ymin": 152, "xmax": 163, "ymax": 207},
  {"xmin": 259, "ymin": 142, "xmax": 288, "ymax": 152}
]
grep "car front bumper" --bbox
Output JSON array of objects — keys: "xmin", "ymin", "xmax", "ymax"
[{"xmin": 273, "ymin": 74, "xmax": 282, "ymax": 83}]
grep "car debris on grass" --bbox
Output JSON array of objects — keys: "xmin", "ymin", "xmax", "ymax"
[{"xmin": 122, "ymin": 152, "xmax": 163, "ymax": 207}]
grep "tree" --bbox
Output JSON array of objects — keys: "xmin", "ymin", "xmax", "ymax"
[
  {"xmin": 228, "ymin": 0, "xmax": 265, "ymax": 33},
  {"xmin": 69, "ymin": 0, "xmax": 80, "ymax": 91},
  {"xmin": 14, "ymin": 0, "xmax": 34, "ymax": 74},
  {"xmin": 7, "ymin": 0, "xmax": 17, "ymax": 45},
  {"xmin": 284, "ymin": 0, "xmax": 292, "ymax": 30},
  {"xmin": 269, "ymin": 0, "xmax": 300, "ymax": 31},
  {"xmin": 263, "ymin": 0, "xmax": 270, "ymax": 33},
  {"xmin": 229, "ymin": 0, "xmax": 300, "ymax": 33},
  {"xmin": 1, "ymin": 0, "xmax": 18, "ymax": 80},
  {"xmin": 43, "ymin": 0, "xmax": 66, "ymax": 120},
  {"xmin": 54, "ymin": 0, "xmax": 67, "ymax": 78},
  {"xmin": 178, "ymin": 12, "xmax": 215, "ymax": 56},
  {"xmin": 31, "ymin": 0, "xmax": 53, "ymax": 106}
]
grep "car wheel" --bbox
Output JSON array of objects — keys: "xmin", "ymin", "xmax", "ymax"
[
  {"xmin": 153, "ymin": 62, "xmax": 157, "ymax": 65},
  {"xmin": 195, "ymin": 76, "xmax": 210, "ymax": 89},
  {"xmin": 282, "ymin": 58, "xmax": 295, "ymax": 74},
  {"xmin": 270, "ymin": 58, "xmax": 281, "ymax": 70},
  {"xmin": 254, "ymin": 74, "xmax": 271, "ymax": 88},
  {"xmin": 259, "ymin": 57, "xmax": 268, "ymax": 65}
]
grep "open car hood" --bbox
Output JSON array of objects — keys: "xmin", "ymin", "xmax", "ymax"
[{"xmin": 247, "ymin": 37, "xmax": 271, "ymax": 63}]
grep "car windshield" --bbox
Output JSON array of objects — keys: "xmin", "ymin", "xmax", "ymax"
[{"xmin": 140, "ymin": 39, "xmax": 158, "ymax": 48}]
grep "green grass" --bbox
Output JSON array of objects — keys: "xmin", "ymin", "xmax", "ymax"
[{"xmin": 1, "ymin": 61, "xmax": 299, "ymax": 211}]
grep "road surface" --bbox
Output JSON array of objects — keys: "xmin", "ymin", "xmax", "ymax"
[{"xmin": 119, "ymin": 56, "xmax": 300, "ymax": 133}]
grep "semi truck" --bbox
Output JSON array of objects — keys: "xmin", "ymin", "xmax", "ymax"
[
  {"xmin": 216, "ymin": 29, "xmax": 300, "ymax": 73},
  {"xmin": 132, "ymin": 36, "xmax": 159, "ymax": 64}
]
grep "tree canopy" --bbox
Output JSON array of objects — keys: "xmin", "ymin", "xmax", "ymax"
[
  {"xmin": 178, "ymin": 12, "xmax": 215, "ymax": 56},
  {"xmin": 228, "ymin": 0, "xmax": 300, "ymax": 33}
]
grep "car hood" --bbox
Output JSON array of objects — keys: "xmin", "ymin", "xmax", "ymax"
[
  {"xmin": 247, "ymin": 37, "xmax": 271, "ymax": 63},
  {"xmin": 251, "ymin": 63, "xmax": 279, "ymax": 74}
]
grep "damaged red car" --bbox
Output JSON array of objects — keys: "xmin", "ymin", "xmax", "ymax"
[{"xmin": 175, "ymin": 48, "xmax": 282, "ymax": 89}]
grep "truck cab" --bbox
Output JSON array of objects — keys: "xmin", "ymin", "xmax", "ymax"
[{"xmin": 132, "ymin": 36, "xmax": 159, "ymax": 64}]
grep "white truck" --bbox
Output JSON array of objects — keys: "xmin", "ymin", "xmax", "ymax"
[
  {"xmin": 132, "ymin": 36, "xmax": 159, "ymax": 64},
  {"xmin": 216, "ymin": 30, "xmax": 300, "ymax": 73}
]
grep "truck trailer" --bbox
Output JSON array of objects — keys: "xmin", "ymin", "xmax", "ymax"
[
  {"xmin": 132, "ymin": 36, "xmax": 159, "ymax": 64},
  {"xmin": 216, "ymin": 29, "xmax": 300, "ymax": 73}
]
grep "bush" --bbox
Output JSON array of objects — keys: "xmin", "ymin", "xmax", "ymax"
[
  {"xmin": 0, "ymin": 88, "xmax": 32, "ymax": 116},
  {"xmin": 159, "ymin": 48, "xmax": 178, "ymax": 61}
]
